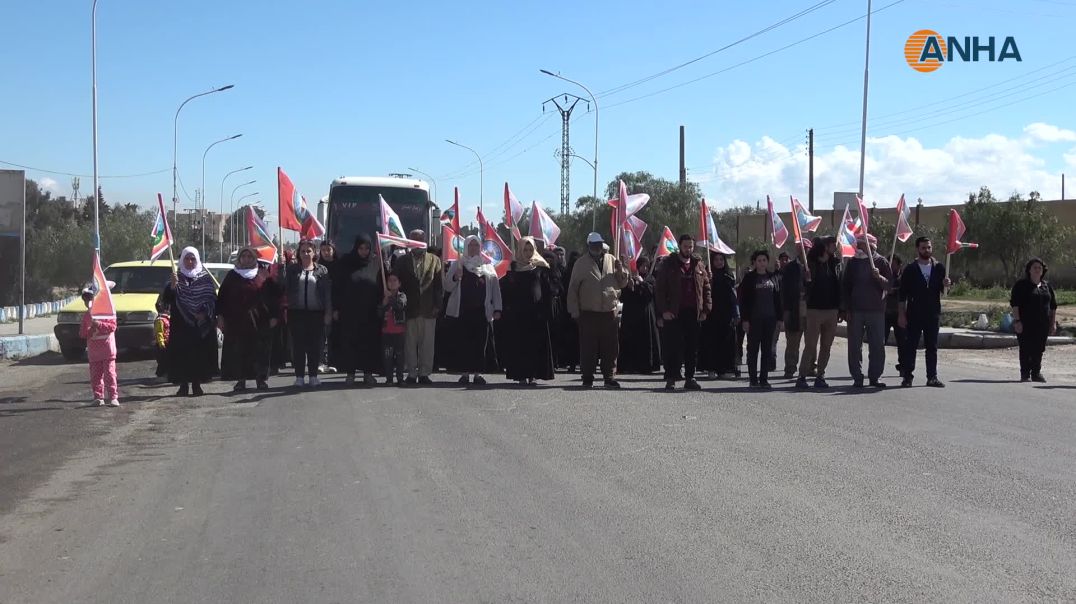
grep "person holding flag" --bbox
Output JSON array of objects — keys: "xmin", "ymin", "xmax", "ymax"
[
  {"xmin": 842, "ymin": 236, "xmax": 894, "ymax": 389},
  {"xmin": 499, "ymin": 236, "xmax": 556, "ymax": 385},
  {"xmin": 216, "ymin": 247, "xmax": 281, "ymax": 392},
  {"xmin": 394, "ymin": 229, "xmax": 443, "ymax": 385},
  {"xmin": 797, "ymin": 236, "xmax": 842, "ymax": 390},
  {"xmin": 1009, "ymin": 257, "xmax": 1058, "ymax": 383},
  {"xmin": 159, "ymin": 247, "xmax": 219, "ymax": 397},
  {"xmin": 567, "ymin": 232, "xmax": 629, "ymax": 389},
  {"xmin": 333, "ymin": 236, "xmax": 383, "ymax": 386},
  {"xmin": 442, "ymin": 236, "xmax": 502, "ymax": 385},
  {"xmin": 699, "ymin": 252, "xmax": 740, "ymax": 380},
  {"xmin": 654, "ymin": 234, "xmax": 712, "ymax": 391},
  {"xmin": 80, "ymin": 264, "xmax": 120, "ymax": 407},
  {"xmin": 898, "ymin": 237, "xmax": 950, "ymax": 388},
  {"xmin": 617, "ymin": 255, "xmax": 662, "ymax": 375}
]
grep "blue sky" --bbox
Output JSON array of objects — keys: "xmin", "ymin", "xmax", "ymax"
[{"xmin": 3, "ymin": 0, "xmax": 1074, "ymax": 232}]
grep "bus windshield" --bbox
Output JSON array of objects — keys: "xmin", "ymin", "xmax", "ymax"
[{"xmin": 327, "ymin": 185, "xmax": 430, "ymax": 252}]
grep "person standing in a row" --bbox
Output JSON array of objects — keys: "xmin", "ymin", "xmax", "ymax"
[
  {"xmin": 885, "ymin": 255, "xmax": 906, "ymax": 374},
  {"xmin": 699, "ymin": 251, "xmax": 739, "ymax": 379},
  {"xmin": 567, "ymin": 232, "xmax": 628, "ymax": 389},
  {"xmin": 334, "ymin": 236, "xmax": 382, "ymax": 386},
  {"xmin": 617, "ymin": 255, "xmax": 661, "ymax": 375},
  {"xmin": 217, "ymin": 247, "xmax": 279, "ymax": 392},
  {"xmin": 285, "ymin": 240, "xmax": 333, "ymax": 388},
  {"xmin": 160, "ymin": 247, "xmax": 218, "ymax": 397},
  {"xmin": 843, "ymin": 237, "xmax": 893, "ymax": 389},
  {"xmin": 397, "ymin": 229, "xmax": 443, "ymax": 385},
  {"xmin": 797, "ymin": 237, "xmax": 841, "ymax": 389},
  {"xmin": 443, "ymin": 236, "xmax": 501, "ymax": 385},
  {"xmin": 1009, "ymin": 257, "xmax": 1058, "ymax": 383},
  {"xmin": 898, "ymin": 236, "xmax": 948, "ymax": 388},
  {"xmin": 318, "ymin": 240, "xmax": 338, "ymax": 373},
  {"xmin": 655, "ymin": 235, "xmax": 711, "ymax": 391},
  {"xmin": 739, "ymin": 250, "xmax": 783, "ymax": 389},
  {"xmin": 555, "ymin": 251, "xmax": 582, "ymax": 372},
  {"xmin": 777, "ymin": 251, "xmax": 806, "ymax": 379},
  {"xmin": 500, "ymin": 236, "xmax": 556, "ymax": 385}
]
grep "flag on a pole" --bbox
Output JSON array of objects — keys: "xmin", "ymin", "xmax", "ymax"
[
  {"xmin": 89, "ymin": 250, "xmax": 116, "ymax": 319},
  {"xmin": 440, "ymin": 187, "xmax": 462, "ymax": 234},
  {"xmin": 529, "ymin": 201, "xmax": 561, "ymax": 245},
  {"xmin": 946, "ymin": 209, "xmax": 978, "ymax": 255},
  {"xmin": 606, "ymin": 190, "xmax": 650, "ymax": 219},
  {"xmin": 245, "ymin": 207, "xmax": 278, "ymax": 261},
  {"xmin": 699, "ymin": 199, "xmax": 735, "ymax": 255},
  {"xmin": 767, "ymin": 195, "xmax": 789, "ymax": 248},
  {"xmin": 837, "ymin": 205, "xmax": 858, "ymax": 258},
  {"xmin": 856, "ymin": 194, "xmax": 871, "ymax": 237},
  {"xmin": 895, "ymin": 194, "xmax": 914, "ymax": 243},
  {"xmin": 620, "ymin": 225, "xmax": 642, "ymax": 271},
  {"xmin": 656, "ymin": 226, "xmax": 678, "ymax": 257},
  {"xmin": 377, "ymin": 233, "xmax": 427, "ymax": 250},
  {"xmin": 504, "ymin": 183, "xmax": 524, "ymax": 241},
  {"xmin": 625, "ymin": 214, "xmax": 647, "ymax": 242},
  {"xmin": 278, "ymin": 167, "xmax": 325, "ymax": 239},
  {"xmin": 790, "ymin": 195, "xmax": 822, "ymax": 244},
  {"xmin": 478, "ymin": 208, "xmax": 512, "ymax": 278},
  {"xmin": 379, "ymin": 194, "xmax": 406, "ymax": 240},
  {"xmin": 150, "ymin": 193, "xmax": 174, "ymax": 261},
  {"xmin": 441, "ymin": 225, "xmax": 463, "ymax": 262}
]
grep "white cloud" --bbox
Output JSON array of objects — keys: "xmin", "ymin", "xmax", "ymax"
[
  {"xmin": 698, "ymin": 125, "xmax": 1066, "ymax": 207},
  {"xmin": 1023, "ymin": 122, "xmax": 1076, "ymax": 144},
  {"xmin": 1065, "ymin": 147, "xmax": 1076, "ymax": 170},
  {"xmin": 38, "ymin": 177, "xmax": 60, "ymax": 195}
]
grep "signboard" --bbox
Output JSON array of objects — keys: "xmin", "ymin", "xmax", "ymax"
[
  {"xmin": 0, "ymin": 169, "xmax": 24, "ymax": 238},
  {"xmin": 833, "ymin": 191, "xmax": 859, "ymax": 213}
]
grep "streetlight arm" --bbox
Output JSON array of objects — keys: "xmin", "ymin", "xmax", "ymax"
[{"xmin": 541, "ymin": 68, "xmax": 599, "ymax": 228}]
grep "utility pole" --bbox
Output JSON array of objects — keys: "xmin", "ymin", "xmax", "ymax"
[
  {"xmin": 1063, "ymin": 173, "xmax": 1066, "ymax": 200},
  {"xmin": 808, "ymin": 128, "xmax": 815, "ymax": 213},
  {"xmin": 71, "ymin": 177, "xmax": 81, "ymax": 209},
  {"xmin": 679, "ymin": 126, "xmax": 686, "ymax": 188},
  {"xmin": 544, "ymin": 93, "xmax": 585, "ymax": 215}
]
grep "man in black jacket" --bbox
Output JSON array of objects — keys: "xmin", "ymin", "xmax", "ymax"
[
  {"xmin": 898, "ymin": 236, "xmax": 951, "ymax": 388},
  {"xmin": 776, "ymin": 252, "xmax": 806, "ymax": 379},
  {"xmin": 797, "ymin": 237, "xmax": 841, "ymax": 389}
]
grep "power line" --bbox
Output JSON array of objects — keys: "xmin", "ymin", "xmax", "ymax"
[
  {"xmin": 597, "ymin": 0, "xmax": 839, "ymax": 98},
  {"xmin": 0, "ymin": 160, "xmax": 169, "ymax": 179},
  {"xmin": 601, "ymin": 0, "xmax": 907, "ymax": 111}
]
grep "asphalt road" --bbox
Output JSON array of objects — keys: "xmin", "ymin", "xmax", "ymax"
[{"xmin": 1, "ymin": 342, "xmax": 1074, "ymax": 603}]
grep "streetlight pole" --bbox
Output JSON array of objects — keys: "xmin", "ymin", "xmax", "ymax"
[
  {"xmin": 228, "ymin": 180, "xmax": 256, "ymax": 255},
  {"xmin": 200, "ymin": 134, "xmax": 241, "ymax": 253},
  {"xmin": 235, "ymin": 193, "xmax": 259, "ymax": 247},
  {"xmin": 218, "ymin": 165, "xmax": 253, "ymax": 260},
  {"xmin": 91, "ymin": 0, "xmax": 100, "ymax": 252},
  {"xmin": 407, "ymin": 167, "xmax": 438, "ymax": 204},
  {"xmin": 541, "ymin": 68, "xmax": 599, "ymax": 230},
  {"xmin": 172, "ymin": 84, "xmax": 234, "ymax": 229},
  {"xmin": 445, "ymin": 139, "xmax": 483, "ymax": 215}
]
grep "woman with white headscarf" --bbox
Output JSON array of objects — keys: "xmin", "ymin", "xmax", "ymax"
[
  {"xmin": 442, "ymin": 236, "xmax": 502, "ymax": 385},
  {"xmin": 158, "ymin": 247, "xmax": 219, "ymax": 396},
  {"xmin": 498, "ymin": 236, "xmax": 555, "ymax": 385},
  {"xmin": 216, "ymin": 246, "xmax": 280, "ymax": 392}
]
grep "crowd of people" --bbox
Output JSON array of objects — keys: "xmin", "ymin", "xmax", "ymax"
[{"xmin": 142, "ymin": 229, "xmax": 1060, "ymax": 398}]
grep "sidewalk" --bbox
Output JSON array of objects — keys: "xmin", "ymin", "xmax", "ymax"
[
  {"xmin": 0, "ymin": 316, "xmax": 61, "ymax": 359},
  {"xmin": 835, "ymin": 323, "xmax": 1075, "ymax": 349}
]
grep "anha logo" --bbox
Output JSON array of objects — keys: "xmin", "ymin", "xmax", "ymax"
[{"xmin": 905, "ymin": 30, "xmax": 1022, "ymax": 73}]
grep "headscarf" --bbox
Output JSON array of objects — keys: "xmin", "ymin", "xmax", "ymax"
[
  {"xmin": 175, "ymin": 247, "xmax": 216, "ymax": 329},
  {"xmin": 233, "ymin": 247, "xmax": 260, "ymax": 280},
  {"xmin": 460, "ymin": 235, "xmax": 497, "ymax": 278},
  {"xmin": 514, "ymin": 236, "xmax": 549, "ymax": 271},
  {"xmin": 179, "ymin": 246, "xmax": 204, "ymax": 279}
]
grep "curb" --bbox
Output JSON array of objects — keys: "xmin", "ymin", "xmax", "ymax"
[
  {"xmin": 834, "ymin": 324, "xmax": 1074, "ymax": 349},
  {"xmin": 0, "ymin": 334, "xmax": 61, "ymax": 360}
]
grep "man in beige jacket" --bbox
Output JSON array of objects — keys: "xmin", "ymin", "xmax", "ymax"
[{"xmin": 567, "ymin": 232, "xmax": 630, "ymax": 388}]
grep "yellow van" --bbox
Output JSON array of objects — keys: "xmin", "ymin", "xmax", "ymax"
[{"xmin": 54, "ymin": 260, "xmax": 232, "ymax": 360}]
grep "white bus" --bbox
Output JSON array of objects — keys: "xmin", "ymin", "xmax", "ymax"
[{"xmin": 318, "ymin": 176, "xmax": 438, "ymax": 252}]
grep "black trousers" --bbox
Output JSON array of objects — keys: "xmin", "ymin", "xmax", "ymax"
[
  {"xmin": 382, "ymin": 332, "xmax": 406, "ymax": 379},
  {"xmin": 903, "ymin": 313, "xmax": 940, "ymax": 380},
  {"xmin": 288, "ymin": 310, "xmax": 325, "ymax": 379},
  {"xmin": 661, "ymin": 309, "xmax": 700, "ymax": 382},
  {"xmin": 746, "ymin": 317, "xmax": 777, "ymax": 382},
  {"xmin": 884, "ymin": 311, "xmax": 908, "ymax": 369},
  {"xmin": 1017, "ymin": 323, "xmax": 1049, "ymax": 376}
]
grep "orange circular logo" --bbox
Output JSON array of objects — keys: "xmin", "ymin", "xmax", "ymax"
[{"xmin": 905, "ymin": 29, "xmax": 946, "ymax": 73}]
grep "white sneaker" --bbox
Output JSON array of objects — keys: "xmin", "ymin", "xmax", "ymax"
[
  {"xmin": 325, "ymin": 366, "xmax": 337, "ymax": 374},
  {"xmin": 293, "ymin": 377, "xmax": 305, "ymax": 388},
  {"xmin": 108, "ymin": 399, "xmax": 121, "ymax": 407},
  {"xmin": 93, "ymin": 399, "xmax": 105, "ymax": 407},
  {"xmin": 308, "ymin": 376, "xmax": 321, "ymax": 388}
]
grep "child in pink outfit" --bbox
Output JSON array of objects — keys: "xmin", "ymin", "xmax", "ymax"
[{"xmin": 79, "ymin": 290, "xmax": 120, "ymax": 407}]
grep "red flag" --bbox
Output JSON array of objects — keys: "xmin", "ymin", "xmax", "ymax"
[
  {"xmin": 856, "ymin": 194, "xmax": 871, "ymax": 238},
  {"xmin": 246, "ymin": 206, "xmax": 278, "ymax": 261},
  {"xmin": 504, "ymin": 183, "xmax": 524, "ymax": 241},
  {"xmin": 946, "ymin": 209, "xmax": 978, "ymax": 255},
  {"xmin": 377, "ymin": 233, "xmax": 427, "ymax": 249},
  {"xmin": 478, "ymin": 208, "xmax": 512, "ymax": 278},
  {"xmin": 657, "ymin": 226, "xmax": 678, "ymax": 257},
  {"xmin": 767, "ymin": 195, "xmax": 789, "ymax": 248},
  {"xmin": 278, "ymin": 167, "xmax": 324, "ymax": 239},
  {"xmin": 895, "ymin": 194, "xmax": 914, "ymax": 243},
  {"xmin": 440, "ymin": 187, "xmax": 461, "ymax": 234},
  {"xmin": 89, "ymin": 250, "xmax": 116, "ymax": 319},
  {"xmin": 442, "ymin": 225, "xmax": 461, "ymax": 262}
]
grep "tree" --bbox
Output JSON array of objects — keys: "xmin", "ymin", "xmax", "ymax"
[{"xmin": 962, "ymin": 186, "xmax": 1070, "ymax": 281}]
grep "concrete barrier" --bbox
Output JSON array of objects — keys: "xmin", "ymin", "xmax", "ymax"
[
  {"xmin": 0, "ymin": 334, "xmax": 60, "ymax": 359},
  {"xmin": 0, "ymin": 296, "xmax": 77, "ymax": 324},
  {"xmin": 835, "ymin": 323, "xmax": 1074, "ymax": 349}
]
